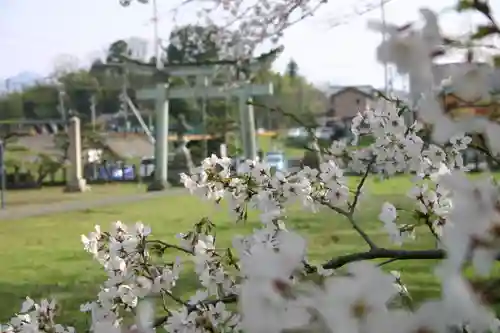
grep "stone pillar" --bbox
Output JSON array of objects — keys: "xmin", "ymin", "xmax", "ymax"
[
  {"xmin": 147, "ymin": 83, "xmax": 170, "ymax": 191},
  {"xmin": 64, "ymin": 117, "xmax": 88, "ymax": 192},
  {"xmin": 239, "ymin": 87, "xmax": 257, "ymax": 161},
  {"xmin": 219, "ymin": 143, "xmax": 227, "ymax": 158}
]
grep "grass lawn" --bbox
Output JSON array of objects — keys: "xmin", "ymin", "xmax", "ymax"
[
  {"xmin": 0, "ymin": 175, "xmax": 498, "ymax": 329},
  {"xmin": 257, "ymin": 135, "xmax": 305, "ymax": 158},
  {"xmin": 2, "ymin": 183, "xmax": 148, "ymax": 208}
]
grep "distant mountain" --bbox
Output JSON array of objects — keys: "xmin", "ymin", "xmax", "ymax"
[{"xmin": 0, "ymin": 71, "xmax": 42, "ymax": 93}]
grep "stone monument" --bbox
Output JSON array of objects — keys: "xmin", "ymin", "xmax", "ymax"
[
  {"xmin": 176, "ymin": 114, "xmax": 193, "ymax": 141},
  {"xmin": 220, "ymin": 143, "xmax": 228, "ymax": 158},
  {"xmin": 179, "ymin": 137, "xmax": 195, "ymax": 174},
  {"xmin": 64, "ymin": 116, "xmax": 89, "ymax": 192},
  {"xmin": 169, "ymin": 114, "xmax": 193, "ymax": 172}
]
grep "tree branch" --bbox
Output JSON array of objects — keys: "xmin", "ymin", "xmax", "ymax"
[
  {"xmin": 347, "ymin": 215, "xmax": 378, "ymax": 249},
  {"xmin": 322, "ymin": 247, "xmax": 500, "ymax": 270},
  {"xmin": 348, "ymin": 155, "xmax": 375, "ymax": 215},
  {"xmin": 319, "ymin": 200, "xmax": 377, "ymax": 249},
  {"xmin": 153, "ymin": 294, "xmax": 238, "ymax": 327},
  {"xmin": 151, "ymin": 246, "xmax": 499, "ymax": 328},
  {"xmin": 470, "ymin": 143, "xmax": 500, "ymax": 166},
  {"xmin": 323, "ymin": 248, "xmax": 445, "ymax": 270},
  {"xmin": 146, "ymin": 240, "xmax": 194, "ymax": 255},
  {"xmin": 247, "ymin": 100, "xmax": 379, "ymax": 249}
]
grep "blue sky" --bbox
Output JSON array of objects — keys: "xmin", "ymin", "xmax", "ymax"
[{"xmin": 1, "ymin": 0, "xmax": 498, "ymax": 88}]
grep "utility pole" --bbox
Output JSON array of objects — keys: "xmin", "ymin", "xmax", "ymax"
[
  {"xmin": 201, "ymin": 76, "xmax": 208, "ymax": 158},
  {"xmin": 381, "ymin": 0, "xmax": 389, "ymax": 97},
  {"xmin": 90, "ymin": 95, "xmax": 97, "ymax": 132},
  {"xmin": 121, "ymin": 75, "xmax": 130, "ymax": 133},
  {"xmin": 152, "ymin": 0, "xmax": 161, "ymax": 69},
  {"xmin": 147, "ymin": 0, "xmax": 171, "ymax": 191},
  {"xmin": 58, "ymin": 86, "xmax": 67, "ymax": 122}
]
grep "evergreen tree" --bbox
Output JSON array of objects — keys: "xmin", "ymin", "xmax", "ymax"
[{"xmin": 286, "ymin": 59, "xmax": 299, "ymax": 79}]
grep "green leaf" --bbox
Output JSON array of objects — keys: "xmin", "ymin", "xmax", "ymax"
[
  {"xmin": 456, "ymin": 0, "xmax": 474, "ymax": 12},
  {"xmin": 471, "ymin": 24, "xmax": 499, "ymax": 39}
]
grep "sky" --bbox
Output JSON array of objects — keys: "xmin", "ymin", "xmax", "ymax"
[{"xmin": 1, "ymin": 0, "xmax": 499, "ymax": 89}]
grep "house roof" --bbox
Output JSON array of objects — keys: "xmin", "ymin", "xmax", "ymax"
[
  {"xmin": 323, "ymin": 85, "xmax": 410, "ymax": 104},
  {"xmin": 326, "ymin": 85, "xmax": 376, "ymax": 98}
]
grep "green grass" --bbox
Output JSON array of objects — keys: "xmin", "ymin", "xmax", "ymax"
[
  {"xmin": 257, "ymin": 135, "xmax": 306, "ymax": 158},
  {"xmin": 2, "ymin": 183, "xmax": 148, "ymax": 207},
  {"xmin": 0, "ymin": 175, "xmax": 497, "ymax": 329}
]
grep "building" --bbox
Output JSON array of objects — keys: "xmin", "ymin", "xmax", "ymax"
[
  {"xmin": 326, "ymin": 85, "xmax": 376, "ymax": 119},
  {"xmin": 315, "ymin": 85, "xmax": 377, "ymax": 127},
  {"xmin": 317, "ymin": 85, "xmax": 410, "ymax": 126}
]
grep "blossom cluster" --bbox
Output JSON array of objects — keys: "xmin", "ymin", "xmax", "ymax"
[
  {"xmin": 3, "ymin": 5, "xmax": 500, "ymax": 333},
  {"xmin": 4, "ymin": 100, "xmax": 500, "ymax": 333}
]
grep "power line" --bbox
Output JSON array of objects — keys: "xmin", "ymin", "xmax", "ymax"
[
  {"xmin": 151, "ymin": 0, "xmax": 162, "ymax": 69},
  {"xmin": 380, "ymin": 0, "xmax": 389, "ymax": 96}
]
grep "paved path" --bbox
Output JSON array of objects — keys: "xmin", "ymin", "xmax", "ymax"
[{"xmin": 0, "ymin": 188, "xmax": 186, "ymax": 221}]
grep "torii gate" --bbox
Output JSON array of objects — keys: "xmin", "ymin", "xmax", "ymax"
[
  {"xmin": 105, "ymin": 48, "xmax": 282, "ymax": 191},
  {"xmin": 137, "ymin": 79, "xmax": 273, "ymax": 154}
]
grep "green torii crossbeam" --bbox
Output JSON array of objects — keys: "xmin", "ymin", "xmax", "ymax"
[{"xmin": 136, "ymin": 83, "xmax": 273, "ymax": 100}]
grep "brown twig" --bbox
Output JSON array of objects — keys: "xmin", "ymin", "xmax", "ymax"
[
  {"xmin": 321, "ymin": 248, "xmax": 500, "ymax": 270},
  {"xmin": 320, "ymin": 200, "xmax": 377, "ymax": 249},
  {"xmin": 348, "ymin": 155, "xmax": 376, "ymax": 215}
]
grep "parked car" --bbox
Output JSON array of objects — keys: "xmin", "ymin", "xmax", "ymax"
[
  {"xmin": 287, "ymin": 127, "xmax": 308, "ymax": 138},
  {"xmin": 97, "ymin": 164, "xmax": 136, "ymax": 180},
  {"xmin": 109, "ymin": 166, "xmax": 136, "ymax": 180},
  {"xmin": 264, "ymin": 152, "xmax": 287, "ymax": 171},
  {"xmin": 315, "ymin": 127, "xmax": 334, "ymax": 140},
  {"xmin": 140, "ymin": 157, "xmax": 155, "ymax": 177},
  {"xmin": 286, "ymin": 127, "xmax": 309, "ymax": 148}
]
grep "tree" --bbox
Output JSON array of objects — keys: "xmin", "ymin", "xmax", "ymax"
[
  {"xmin": 253, "ymin": 72, "xmax": 327, "ymax": 129},
  {"xmin": 286, "ymin": 58, "xmax": 299, "ymax": 79},
  {"xmin": 57, "ymin": 70, "xmax": 101, "ymax": 121},
  {"xmin": 165, "ymin": 25, "xmax": 221, "ymax": 64},
  {"xmin": 0, "ymin": 92, "xmax": 24, "ymax": 120},
  {"xmin": 106, "ymin": 40, "xmax": 132, "ymax": 63},
  {"xmin": 164, "ymin": 24, "xmax": 237, "ymax": 140},
  {"xmin": 7, "ymin": 94, "xmax": 500, "ymax": 333},
  {"xmin": 21, "ymin": 84, "xmax": 60, "ymax": 119}
]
